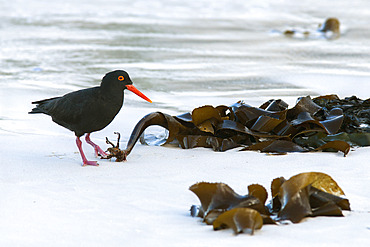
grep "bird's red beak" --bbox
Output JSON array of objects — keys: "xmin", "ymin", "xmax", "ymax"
[{"xmin": 125, "ymin": 85, "xmax": 152, "ymax": 103}]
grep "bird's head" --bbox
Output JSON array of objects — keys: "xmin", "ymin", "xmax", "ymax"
[{"xmin": 101, "ymin": 70, "xmax": 152, "ymax": 103}]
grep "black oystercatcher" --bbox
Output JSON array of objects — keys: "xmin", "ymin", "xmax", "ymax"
[{"xmin": 29, "ymin": 70, "xmax": 152, "ymax": 166}]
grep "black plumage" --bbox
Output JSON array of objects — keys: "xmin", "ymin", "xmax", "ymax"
[{"xmin": 29, "ymin": 70, "xmax": 151, "ymax": 166}]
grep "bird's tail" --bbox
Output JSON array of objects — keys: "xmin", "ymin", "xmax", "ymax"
[
  {"xmin": 28, "ymin": 107, "xmax": 45, "ymax": 114},
  {"xmin": 28, "ymin": 97, "xmax": 59, "ymax": 114}
]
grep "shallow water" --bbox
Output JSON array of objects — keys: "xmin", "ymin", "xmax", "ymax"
[{"xmin": 1, "ymin": 0, "xmax": 370, "ymax": 121}]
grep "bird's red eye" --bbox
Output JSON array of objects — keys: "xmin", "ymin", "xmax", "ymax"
[{"xmin": 118, "ymin": 76, "xmax": 124, "ymax": 81}]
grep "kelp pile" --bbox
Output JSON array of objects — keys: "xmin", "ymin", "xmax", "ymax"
[
  {"xmin": 189, "ymin": 172, "xmax": 350, "ymax": 235},
  {"xmin": 105, "ymin": 95, "xmax": 369, "ymax": 161},
  {"xmin": 313, "ymin": 95, "xmax": 370, "ymax": 135}
]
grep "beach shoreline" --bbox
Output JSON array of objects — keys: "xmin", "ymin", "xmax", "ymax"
[{"xmin": 1, "ymin": 99, "xmax": 369, "ymax": 246}]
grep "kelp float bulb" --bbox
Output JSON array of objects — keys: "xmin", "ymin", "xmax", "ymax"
[{"xmin": 29, "ymin": 70, "xmax": 152, "ymax": 166}]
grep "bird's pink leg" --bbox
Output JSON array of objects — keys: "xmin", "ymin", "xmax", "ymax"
[
  {"xmin": 76, "ymin": 136, "xmax": 99, "ymax": 166},
  {"xmin": 85, "ymin": 133, "xmax": 108, "ymax": 158}
]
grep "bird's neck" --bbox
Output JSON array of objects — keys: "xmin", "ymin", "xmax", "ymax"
[{"xmin": 100, "ymin": 86, "xmax": 124, "ymax": 104}]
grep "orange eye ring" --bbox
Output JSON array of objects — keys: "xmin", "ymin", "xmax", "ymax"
[{"xmin": 118, "ymin": 76, "xmax": 125, "ymax": 81}]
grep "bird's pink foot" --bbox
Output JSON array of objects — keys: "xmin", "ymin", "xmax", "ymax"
[
  {"xmin": 95, "ymin": 146, "xmax": 108, "ymax": 158},
  {"xmin": 85, "ymin": 133, "xmax": 108, "ymax": 158},
  {"xmin": 76, "ymin": 136, "xmax": 100, "ymax": 167},
  {"xmin": 82, "ymin": 160, "xmax": 99, "ymax": 166}
]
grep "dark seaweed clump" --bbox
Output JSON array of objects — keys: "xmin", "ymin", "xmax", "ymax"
[
  {"xmin": 105, "ymin": 95, "xmax": 369, "ymax": 161},
  {"xmin": 189, "ymin": 172, "xmax": 350, "ymax": 235},
  {"xmin": 313, "ymin": 95, "xmax": 370, "ymax": 134}
]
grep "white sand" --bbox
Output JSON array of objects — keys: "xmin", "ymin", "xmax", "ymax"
[{"xmin": 1, "ymin": 85, "xmax": 369, "ymax": 246}]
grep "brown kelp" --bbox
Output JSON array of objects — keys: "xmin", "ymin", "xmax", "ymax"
[
  {"xmin": 105, "ymin": 95, "xmax": 369, "ymax": 161},
  {"xmin": 283, "ymin": 17, "xmax": 341, "ymax": 40},
  {"xmin": 189, "ymin": 172, "xmax": 350, "ymax": 235}
]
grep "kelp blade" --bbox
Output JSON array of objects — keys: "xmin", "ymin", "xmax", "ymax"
[
  {"xmin": 277, "ymin": 172, "xmax": 348, "ymax": 223},
  {"xmin": 213, "ymin": 208, "xmax": 263, "ymax": 235},
  {"xmin": 189, "ymin": 182, "xmax": 268, "ymax": 220},
  {"xmin": 189, "ymin": 182, "xmax": 243, "ymax": 215}
]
